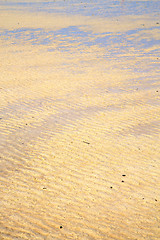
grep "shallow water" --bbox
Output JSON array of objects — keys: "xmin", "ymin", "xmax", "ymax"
[{"xmin": 0, "ymin": 0, "xmax": 160, "ymax": 239}]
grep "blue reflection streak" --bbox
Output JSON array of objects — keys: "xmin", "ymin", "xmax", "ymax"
[
  {"xmin": 0, "ymin": 25, "xmax": 159, "ymax": 54},
  {"xmin": 0, "ymin": 0, "xmax": 160, "ymax": 17},
  {"xmin": 0, "ymin": 0, "xmax": 159, "ymax": 62}
]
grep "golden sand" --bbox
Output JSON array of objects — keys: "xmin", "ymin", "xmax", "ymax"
[{"xmin": 0, "ymin": 3, "xmax": 160, "ymax": 240}]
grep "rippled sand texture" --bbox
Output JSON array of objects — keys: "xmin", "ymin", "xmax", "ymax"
[{"xmin": 0, "ymin": 0, "xmax": 160, "ymax": 239}]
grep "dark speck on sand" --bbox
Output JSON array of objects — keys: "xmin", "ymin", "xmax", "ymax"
[{"xmin": 83, "ymin": 141, "xmax": 90, "ymax": 144}]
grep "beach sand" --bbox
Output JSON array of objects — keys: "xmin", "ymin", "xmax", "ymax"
[{"xmin": 0, "ymin": 1, "xmax": 160, "ymax": 239}]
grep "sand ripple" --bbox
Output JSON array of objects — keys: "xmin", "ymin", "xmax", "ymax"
[{"xmin": 0, "ymin": 1, "xmax": 160, "ymax": 239}]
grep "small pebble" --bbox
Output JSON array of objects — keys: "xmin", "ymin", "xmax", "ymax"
[
  {"xmin": 60, "ymin": 226, "xmax": 63, "ymax": 229},
  {"xmin": 121, "ymin": 180, "xmax": 124, "ymax": 183},
  {"xmin": 110, "ymin": 187, "xmax": 112, "ymax": 189},
  {"xmin": 83, "ymin": 141, "xmax": 90, "ymax": 144},
  {"xmin": 155, "ymin": 199, "xmax": 157, "ymax": 201},
  {"xmin": 122, "ymin": 175, "xmax": 126, "ymax": 177},
  {"xmin": 43, "ymin": 187, "xmax": 47, "ymax": 190}
]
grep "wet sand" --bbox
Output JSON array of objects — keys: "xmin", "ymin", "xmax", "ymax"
[{"xmin": 0, "ymin": 0, "xmax": 160, "ymax": 239}]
